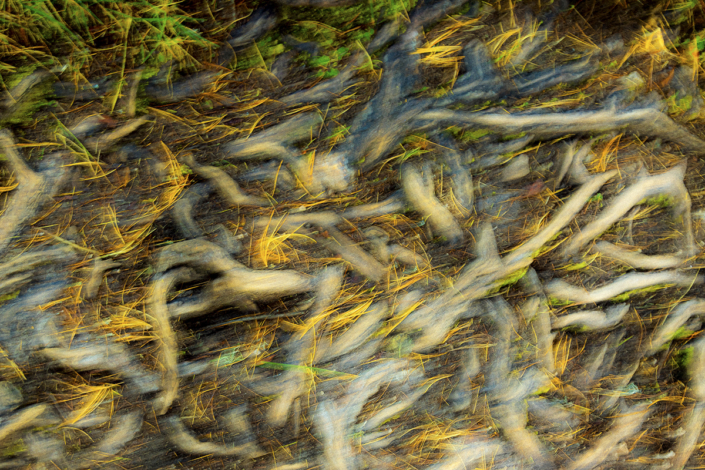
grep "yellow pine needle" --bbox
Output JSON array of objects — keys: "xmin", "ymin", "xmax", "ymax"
[
  {"xmin": 0, "ymin": 179, "xmax": 18, "ymax": 193},
  {"xmin": 0, "ymin": 346, "xmax": 25, "ymax": 380},
  {"xmin": 60, "ymin": 383, "xmax": 120, "ymax": 426},
  {"xmin": 419, "ymin": 374, "xmax": 453, "ymax": 391},
  {"xmin": 325, "ymin": 298, "xmax": 375, "ymax": 332},
  {"xmin": 379, "ymin": 299, "xmax": 425, "ymax": 337},
  {"xmin": 592, "ymin": 134, "xmax": 622, "ymax": 173},
  {"xmin": 104, "ymin": 204, "xmax": 125, "ymax": 245}
]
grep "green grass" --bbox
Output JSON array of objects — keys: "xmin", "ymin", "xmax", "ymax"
[{"xmin": 0, "ymin": 0, "xmax": 216, "ymax": 73}]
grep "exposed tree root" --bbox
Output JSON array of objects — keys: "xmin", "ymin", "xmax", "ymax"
[
  {"xmin": 646, "ymin": 299, "xmax": 705, "ymax": 355},
  {"xmin": 145, "ymin": 71, "xmax": 221, "ymax": 104},
  {"xmin": 0, "ymin": 404, "xmax": 48, "ymax": 442},
  {"xmin": 552, "ymin": 304, "xmax": 629, "ymax": 331},
  {"xmin": 42, "ymin": 336, "xmax": 155, "ymax": 396},
  {"xmin": 562, "ymin": 162, "xmax": 695, "ymax": 258},
  {"xmin": 364, "ymin": 227, "xmax": 429, "ymax": 269},
  {"xmin": 164, "ymin": 415, "xmax": 263, "ymax": 457},
  {"xmin": 315, "ymin": 227, "xmax": 387, "ymax": 282},
  {"xmin": 84, "ymin": 116, "xmax": 151, "ymax": 153},
  {"xmin": 171, "ymin": 182, "xmax": 213, "ymax": 239},
  {"xmin": 315, "ymin": 301, "xmax": 388, "ymax": 364},
  {"xmin": 183, "ymin": 154, "xmax": 269, "ymax": 207},
  {"xmin": 545, "ymin": 271, "xmax": 701, "ymax": 305},
  {"xmin": 314, "ymin": 360, "xmax": 422, "ymax": 470},
  {"xmin": 280, "ymin": 54, "xmax": 364, "ymax": 105},
  {"xmin": 340, "ymin": 192, "xmax": 405, "ymax": 219},
  {"xmin": 0, "ymin": 131, "xmax": 68, "ymax": 256},
  {"xmin": 448, "ymin": 346, "xmax": 481, "ymax": 411},
  {"xmin": 223, "ymin": 112, "xmax": 323, "ymax": 162},
  {"xmin": 222, "ymin": 406, "xmax": 267, "ymax": 459},
  {"xmin": 401, "ymin": 164, "xmax": 463, "ymax": 245},
  {"xmin": 0, "ymin": 246, "xmax": 71, "ymax": 293},
  {"xmin": 439, "ymin": 139, "xmax": 473, "ymax": 213},
  {"xmin": 149, "ymin": 268, "xmax": 195, "ymax": 415},
  {"xmin": 592, "ymin": 240, "xmax": 686, "ymax": 270},
  {"xmin": 417, "ymin": 100, "xmax": 705, "ymax": 153},
  {"xmin": 671, "ymin": 402, "xmax": 705, "ymax": 470},
  {"xmin": 565, "ymin": 403, "xmax": 650, "ymax": 470},
  {"xmin": 83, "ymin": 258, "xmax": 121, "ymax": 300},
  {"xmin": 261, "ymin": 265, "xmax": 342, "ymax": 427}
]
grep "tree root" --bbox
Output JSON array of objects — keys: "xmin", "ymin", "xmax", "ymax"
[
  {"xmin": 671, "ymin": 402, "xmax": 705, "ymax": 470},
  {"xmin": 545, "ymin": 271, "xmax": 701, "ymax": 305},
  {"xmin": 364, "ymin": 227, "xmax": 429, "ymax": 269},
  {"xmin": 0, "ymin": 131, "xmax": 68, "ymax": 257},
  {"xmin": 223, "ymin": 112, "xmax": 323, "ymax": 161},
  {"xmin": 0, "ymin": 69, "xmax": 50, "ymax": 111},
  {"xmin": 156, "ymin": 240, "xmax": 316, "ymax": 319},
  {"xmin": 183, "ymin": 154, "xmax": 269, "ymax": 207},
  {"xmin": 340, "ymin": 191, "xmax": 405, "ymax": 219},
  {"xmin": 42, "ymin": 336, "xmax": 154, "ymax": 396},
  {"xmin": 0, "ymin": 404, "xmax": 48, "ymax": 442},
  {"xmin": 72, "ymin": 411, "xmax": 143, "ymax": 463},
  {"xmin": 222, "ymin": 406, "xmax": 267, "ymax": 459},
  {"xmin": 562, "ymin": 162, "xmax": 696, "ymax": 258},
  {"xmin": 439, "ymin": 138, "xmax": 473, "ymax": 213},
  {"xmin": 448, "ymin": 346, "xmax": 481, "ymax": 411},
  {"xmin": 314, "ymin": 301, "xmax": 388, "ymax": 364},
  {"xmin": 252, "ymin": 265, "xmax": 342, "ymax": 427},
  {"xmin": 315, "ymin": 227, "xmax": 387, "ymax": 282},
  {"xmin": 0, "ymin": 246, "xmax": 72, "ymax": 293},
  {"xmin": 552, "ymin": 304, "xmax": 630, "ymax": 331},
  {"xmin": 164, "ymin": 415, "xmax": 263, "ymax": 457},
  {"xmin": 280, "ymin": 53, "xmax": 364, "ymax": 105},
  {"xmin": 314, "ymin": 360, "xmax": 422, "ymax": 470},
  {"xmin": 484, "ymin": 297, "xmax": 554, "ymax": 469},
  {"xmin": 424, "ymin": 438, "xmax": 508, "ymax": 470},
  {"xmin": 149, "ymin": 268, "xmax": 196, "ymax": 415},
  {"xmin": 646, "ymin": 299, "xmax": 705, "ymax": 355},
  {"xmin": 401, "ymin": 163, "xmax": 463, "ymax": 245},
  {"xmin": 145, "ymin": 71, "xmax": 221, "ymax": 104},
  {"xmin": 592, "ymin": 240, "xmax": 686, "ymax": 270},
  {"xmin": 565, "ymin": 403, "xmax": 650, "ymax": 470},
  {"xmin": 417, "ymin": 99, "xmax": 705, "ymax": 153},
  {"xmin": 171, "ymin": 182, "xmax": 213, "ymax": 239},
  {"xmin": 399, "ymin": 170, "xmax": 612, "ymax": 338},
  {"xmin": 521, "ymin": 294, "xmax": 556, "ymax": 373},
  {"xmin": 83, "ymin": 258, "xmax": 121, "ymax": 300},
  {"xmin": 84, "ymin": 116, "xmax": 151, "ymax": 153}
]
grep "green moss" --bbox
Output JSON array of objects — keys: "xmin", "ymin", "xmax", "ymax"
[
  {"xmin": 677, "ymin": 346, "xmax": 694, "ymax": 368},
  {"xmin": 610, "ymin": 284, "xmax": 669, "ymax": 302},
  {"xmin": 2, "ymin": 438, "xmax": 26, "ymax": 458},
  {"xmin": 494, "ymin": 266, "xmax": 529, "ymax": 290},
  {"xmin": 641, "ymin": 194, "xmax": 675, "ymax": 209},
  {"xmin": 531, "ymin": 385, "xmax": 551, "ymax": 396},
  {"xmin": 668, "ymin": 92, "xmax": 694, "ymax": 115},
  {"xmin": 548, "ymin": 295, "xmax": 572, "ymax": 307},
  {"xmin": 0, "ymin": 290, "xmax": 20, "ymax": 304},
  {"xmin": 211, "ymin": 346, "xmax": 243, "ymax": 368},
  {"xmin": 1, "ymin": 75, "xmax": 56, "ymax": 127},
  {"xmin": 501, "ymin": 132, "xmax": 526, "ymax": 141},
  {"xmin": 671, "ymin": 326, "xmax": 696, "ymax": 341},
  {"xmin": 386, "ymin": 333, "xmax": 414, "ymax": 357},
  {"xmin": 588, "ymin": 193, "xmax": 603, "ymax": 206}
]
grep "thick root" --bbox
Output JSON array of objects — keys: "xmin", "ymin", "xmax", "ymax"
[
  {"xmin": 401, "ymin": 163, "xmax": 464, "ymax": 245},
  {"xmin": 552, "ymin": 304, "xmax": 630, "ymax": 331},
  {"xmin": 545, "ymin": 271, "xmax": 701, "ymax": 305}
]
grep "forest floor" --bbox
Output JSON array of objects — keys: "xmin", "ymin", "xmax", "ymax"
[{"xmin": 3, "ymin": 0, "xmax": 705, "ymax": 469}]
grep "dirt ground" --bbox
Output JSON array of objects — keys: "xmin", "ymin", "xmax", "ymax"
[{"xmin": 4, "ymin": 0, "xmax": 705, "ymax": 469}]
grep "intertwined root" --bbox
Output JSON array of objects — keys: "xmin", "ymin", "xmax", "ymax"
[
  {"xmin": 0, "ymin": 130, "xmax": 68, "ymax": 256},
  {"xmin": 4, "ymin": 2, "xmax": 705, "ymax": 469}
]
